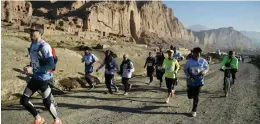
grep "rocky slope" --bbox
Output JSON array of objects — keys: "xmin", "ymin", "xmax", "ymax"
[
  {"xmin": 193, "ymin": 27, "xmax": 252, "ymax": 50},
  {"xmin": 1, "ymin": 1, "xmax": 199, "ymax": 46}
]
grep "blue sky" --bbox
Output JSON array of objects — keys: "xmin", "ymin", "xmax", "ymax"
[{"xmin": 163, "ymin": 1, "xmax": 260, "ymax": 31}]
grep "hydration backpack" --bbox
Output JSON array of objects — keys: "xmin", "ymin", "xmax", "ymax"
[{"xmin": 29, "ymin": 42, "xmax": 58, "ymax": 72}]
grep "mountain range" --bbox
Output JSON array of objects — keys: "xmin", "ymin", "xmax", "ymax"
[{"xmin": 188, "ymin": 24, "xmax": 260, "ymax": 49}]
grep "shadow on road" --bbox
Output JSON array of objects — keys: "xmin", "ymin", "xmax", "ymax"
[
  {"xmin": 57, "ymin": 102, "xmax": 190, "ymax": 116},
  {"xmin": 13, "ymin": 68, "xmax": 24, "ymax": 73},
  {"xmin": 2, "ymin": 102, "xmax": 190, "ymax": 116}
]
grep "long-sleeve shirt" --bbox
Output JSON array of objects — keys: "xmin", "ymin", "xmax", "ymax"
[
  {"xmin": 162, "ymin": 57, "xmax": 180, "ymax": 79},
  {"xmin": 220, "ymin": 56, "xmax": 238, "ymax": 70},
  {"xmin": 29, "ymin": 40, "xmax": 55, "ymax": 81},
  {"xmin": 96, "ymin": 58, "xmax": 119, "ymax": 75},
  {"xmin": 144, "ymin": 57, "xmax": 156, "ymax": 69},
  {"xmin": 184, "ymin": 58, "xmax": 209, "ymax": 87}
]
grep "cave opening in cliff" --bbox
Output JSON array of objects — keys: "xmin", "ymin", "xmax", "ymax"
[{"xmin": 130, "ymin": 10, "xmax": 138, "ymax": 41}]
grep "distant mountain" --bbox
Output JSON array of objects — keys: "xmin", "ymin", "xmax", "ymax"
[
  {"xmin": 241, "ymin": 31, "xmax": 260, "ymax": 40},
  {"xmin": 187, "ymin": 24, "xmax": 210, "ymax": 31},
  {"xmin": 240, "ymin": 31, "xmax": 260, "ymax": 47},
  {"xmin": 192, "ymin": 27, "xmax": 252, "ymax": 50}
]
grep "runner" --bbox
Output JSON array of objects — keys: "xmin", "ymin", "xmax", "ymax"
[
  {"xmin": 27, "ymin": 42, "xmax": 58, "ymax": 110},
  {"xmin": 82, "ymin": 47, "xmax": 99, "ymax": 90},
  {"xmin": 21, "ymin": 24, "xmax": 62, "ymax": 124},
  {"xmin": 118, "ymin": 54, "xmax": 135, "ymax": 95},
  {"xmin": 184, "ymin": 47, "xmax": 209, "ymax": 117},
  {"xmin": 96, "ymin": 50, "xmax": 119, "ymax": 94},
  {"xmin": 144, "ymin": 52, "xmax": 156, "ymax": 85},
  {"xmin": 155, "ymin": 51, "xmax": 165, "ymax": 88},
  {"xmin": 162, "ymin": 50, "xmax": 180, "ymax": 103}
]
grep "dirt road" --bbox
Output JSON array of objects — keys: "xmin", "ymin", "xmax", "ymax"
[{"xmin": 2, "ymin": 63, "xmax": 260, "ymax": 124}]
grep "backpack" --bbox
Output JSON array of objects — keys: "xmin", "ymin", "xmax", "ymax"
[
  {"xmin": 50, "ymin": 47, "xmax": 58, "ymax": 71},
  {"xmin": 225, "ymin": 57, "xmax": 233, "ymax": 67},
  {"xmin": 29, "ymin": 42, "xmax": 58, "ymax": 72}
]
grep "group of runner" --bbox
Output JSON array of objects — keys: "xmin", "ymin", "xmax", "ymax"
[
  {"xmin": 20, "ymin": 24, "xmax": 239, "ymax": 124},
  {"xmin": 82, "ymin": 48, "xmax": 134, "ymax": 95},
  {"xmin": 81, "ymin": 45, "xmax": 210, "ymax": 117},
  {"xmin": 142, "ymin": 47, "xmax": 209, "ymax": 117}
]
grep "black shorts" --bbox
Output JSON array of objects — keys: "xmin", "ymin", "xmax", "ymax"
[
  {"xmin": 27, "ymin": 77, "xmax": 51, "ymax": 93},
  {"xmin": 187, "ymin": 86, "xmax": 202, "ymax": 99},
  {"xmin": 147, "ymin": 68, "xmax": 154, "ymax": 77}
]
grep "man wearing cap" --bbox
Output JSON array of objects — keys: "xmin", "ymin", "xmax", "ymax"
[
  {"xmin": 82, "ymin": 47, "xmax": 99, "ymax": 90},
  {"xmin": 184, "ymin": 47, "xmax": 209, "ymax": 117},
  {"xmin": 162, "ymin": 50, "xmax": 180, "ymax": 103},
  {"xmin": 21, "ymin": 24, "xmax": 62, "ymax": 124}
]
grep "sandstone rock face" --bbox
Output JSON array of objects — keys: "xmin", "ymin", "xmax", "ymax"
[
  {"xmin": 193, "ymin": 27, "xmax": 252, "ymax": 49},
  {"xmin": 84, "ymin": 2, "xmax": 141, "ymax": 38},
  {"xmin": 1, "ymin": 1, "xmax": 199, "ymax": 45},
  {"xmin": 1, "ymin": 1, "xmax": 30, "ymax": 22},
  {"xmin": 83, "ymin": 1, "xmax": 199, "ymax": 44}
]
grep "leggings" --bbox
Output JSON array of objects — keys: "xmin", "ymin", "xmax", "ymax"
[
  {"xmin": 105, "ymin": 74, "xmax": 114, "ymax": 91},
  {"xmin": 20, "ymin": 78, "xmax": 58, "ymax": 119},
  {"xmin": 122, "ymin": 77, "xmax": 130, "ymax": 92},
  {"xmin": 156, "ymin": 70, "xmax": 164, "ymax": 82},
  {"xmin": 165, "ymin": 77, "xmax": 177, "ymax": 93},
  {"xmin": 187, "ymin": 86, "xmax": 202, "ymax": 112},
  {"xmin": 147, "ymin": 68, "xmax": 154, "ymax": 83}
]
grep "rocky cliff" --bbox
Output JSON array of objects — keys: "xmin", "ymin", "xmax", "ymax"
[
  {"xmin": 1, "ymin": 1, "xmax": 199, "ymax": 46},
  {"xmin": 193, "ymin": 27, "xmax": 252, "ymax": 49}
]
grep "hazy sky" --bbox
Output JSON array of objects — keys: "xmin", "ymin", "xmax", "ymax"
[{"xmin": 163, "ymin": 1, "xmax": 260, "ymax": 32}]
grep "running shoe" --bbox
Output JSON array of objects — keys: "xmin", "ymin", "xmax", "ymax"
[
  {"xmin": 34, "ymin": 117, "xmax": 45, "ymax": 124},
  {"xmin": 191, "ymin": 112, "xmax": 197, "ymax": 117},
  {"xmin": 165, "ymin": 98, "xmax": 170, "ymax": 103},
  {"xmin": 124, "ymin": 92, "xmax": 129, "ymax": 96},
  {"xmin": 52, "ymin": 119, "xmax": 62, "ymax": 124}
]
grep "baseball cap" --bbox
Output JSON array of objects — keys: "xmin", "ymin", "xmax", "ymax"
[{"xmin": 29, "ymin": 24, "xmax": 44, "ymax": 34}]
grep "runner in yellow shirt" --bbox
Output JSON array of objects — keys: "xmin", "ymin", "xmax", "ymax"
[{"xmin": 162, "ymin": 50, "xmax": 180, "ymax": 103}]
